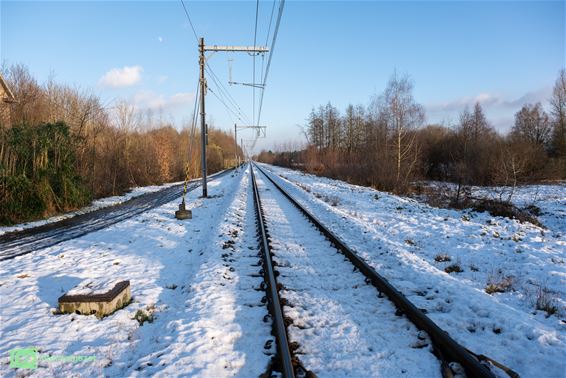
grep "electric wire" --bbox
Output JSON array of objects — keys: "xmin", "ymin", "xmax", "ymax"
[
  {"xmin": 182, "ymin": 72, "xmax": 201, "ymax": 200},
  {"xmin": 180, "ymin": 0, "xmax": 199, "ymax": 43},
  {"xmin": 252, "ymin": 0, "xmax": 260, "ymax": 126},
  {"xmin": 179, "ymin": 0, "xmax": 250, "ymax": 125},
  {"xmin": 260, "ymin": 0, "xmax": 277, "ymax": 84},
  {"xmin": 257, "ymin": 0, "xmax": 285, "ymax": 127},
  {"xmin": 206, "ymin": 65, "xmax": 253, "ymax": 125},
  {"xmin": 189, "ymin": 73, "xmax": 200, "ymax": 150},
  {"xmin": 178, "ymin": 0, "xmax": 284, "ymax": 154},
  {"xmin": 206, "ymin": 64, "xmax": 250, "ymax": 122},
  {"xmin": 207, "ymin": 85, "xmax": 245, "ymax": 125}
]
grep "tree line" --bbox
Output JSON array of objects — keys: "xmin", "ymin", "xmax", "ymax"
[
  {"xmin": 257, "ymin": 70, "xmax": 566, "ymax": 197},
  {"xmin": 0, "ymin": 64, "xmax": 242, "ymax": 224}
]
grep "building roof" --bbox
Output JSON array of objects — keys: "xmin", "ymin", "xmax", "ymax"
[{"xmin": 0, "ymin": 73, "xmax": 16, "ymax": 103}]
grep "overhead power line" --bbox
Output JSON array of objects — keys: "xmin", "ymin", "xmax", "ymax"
[
  {"xmin": 180, "ymin": 0, "xmax": 199, "ymax": 43},
  {"xmin": 260, "ymin": 0, "xmax": 277, "ymax": 82},
  {"xmin": 208, "ymin": 86, "xmax": 238, "ymax": 124},
  {"xmin": 206, "ymin": 65, "xmax": 253, "ymax": 125},
  {"xmin": 178, "ymin": 1, "xmax": 284, "ymax": 160},
  {"xmin": 252, "ymin": 0, "xmax": 260, "ymax": 126},
  {"xmin": 179, "ymin": 0, "xmax": 253, "ymax": 127},
  {"xmin": 257, "ymin": 0, "xmax": 285, "ymax": 127}
]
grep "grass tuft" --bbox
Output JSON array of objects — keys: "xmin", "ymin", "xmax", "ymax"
[
  {"xmin": 134, "ymin": 309, "xmax": 154, "ymax": 326},
  {"xmin": 435, "ymin": 254, "xmax": 451, "ymax": 262},
  {"xmin": 444, "ymin": 264, "xmax": 463, "ymax": 273},
  {"xmin": 535, "ymin": 286, "xmax": 558, "ymax": 316}
]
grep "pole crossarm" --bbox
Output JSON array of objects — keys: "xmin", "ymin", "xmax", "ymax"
[
  {"xmin": 204, "ymin": 45, "xmax": 269, "ymax": 53},
  {"xmin": 229, "ymin": 81, "xmax": 265, "ymax": 89},
  {"xmin": 236, "ymin": 125, "xmax": 268, "ymax": 130}
]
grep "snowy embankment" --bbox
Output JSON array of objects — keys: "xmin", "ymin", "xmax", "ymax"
[
  {"xmin": 258, "ymin": 163, "xmax": 566, "ymax": 378},
  {"xmin": 255, "ymin": 171, "xmax": 441, "ymax": 377},
  {"xmin": 419, "ymin": 181, "xmax": 566, "ymax": 235},
  {"xmin": 0, "ymin": 165, "xmax": 272, "ymax": 377},
  {"xmin": 472, "ymin": 184, "xmax": 566, "ymax": 235},
  {"xmin": 0, "ymin": 181, "xmax": 183, "ymax": 236}
]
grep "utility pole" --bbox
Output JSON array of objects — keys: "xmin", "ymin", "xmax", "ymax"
[
  {"xmin": 234, "ymin": 123, "xmax": 238, "ymax": 168},
  {"xmin": 199, "ymin": 37, "xmax": 207, "ymax": 197},
  {"xmin": 196, "ymin": 39, "xmax": 268, "ymax": 192}
]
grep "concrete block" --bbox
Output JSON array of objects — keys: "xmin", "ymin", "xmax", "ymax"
[{"xmin": 58, "ymin": 280, "xmax": 131, "ymax": 319}]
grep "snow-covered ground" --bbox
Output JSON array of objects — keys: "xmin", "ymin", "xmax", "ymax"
[
  {"xmin": 472, "ymin": 183, "xmax": 566, "ymax": 235},
  {"xmin": 0, "ymin": 181, "xmax": 183, "ymax": 236},
  {"xmin": 2, "ymin": 161, "xmax": 564, "ymax": 377},
  {"xmin": 419, "ymin": 181, "xmax": 566, "ymax": 235},
  {"xmin": 0, "ymin": 166, "xmax": 273, "ymax": 377},
  {"xmin": 258, "ymin": 163, "xmax": 566, "ymax": 378}
]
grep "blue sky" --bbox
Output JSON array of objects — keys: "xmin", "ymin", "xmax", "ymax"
[{"xmin": 1, "ymin": 1, "xmax": 564, "ymax": 152}]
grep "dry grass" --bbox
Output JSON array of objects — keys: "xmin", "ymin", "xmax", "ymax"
[
  {"xmin": 444, "ymin": 263, "xmax": 463, "ymax": 274},
  {"xmin": 435, "ymin": 254, "xmax": 451, "ymax": 262},
  {"xmin": 485, "ymin": 271, "xmax": 514, "ymax": 294},
  {"xmin": 535, "ymin": 286, "xmax": 558, "ymax": 316}
]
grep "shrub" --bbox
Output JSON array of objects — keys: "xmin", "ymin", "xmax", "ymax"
[
  {"xmin": 472, "ymin": 199, "xmax": 542, "ymax": 227},
  {"xmin": 0, "ymin": 122, "xmax": 91, "ymax": 224},
  {"xmin": 444, "ymin": 264, "xmax": 463, "ymax": 273},
  {"xmin": 134, "ymin": 309, "xmax": 154, "ymax": 326}
]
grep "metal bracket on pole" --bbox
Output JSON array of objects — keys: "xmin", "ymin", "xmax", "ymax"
[
  {"xmin": 236, "ymin": 125, "xmax": 267, "ymax": 138},
  {"xmin": 228, "ymin": 81, "xmax": 265, "ymax": 89},
  {"xmin": 204, "ymin": 45, "xmax": 269, "ymax": 53}
]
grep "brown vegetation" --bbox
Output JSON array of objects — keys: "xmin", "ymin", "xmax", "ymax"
[
  {"xmin": 0, "ymin": 64, "xmax": 242, "ymax": 224},
  {"xmin": 257, "ymin": 70, "xmax": 566, "ymax": 199}
]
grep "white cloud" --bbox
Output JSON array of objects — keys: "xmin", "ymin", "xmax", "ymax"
[
  {"xmin": 157, "ymin": 36, "xmax": 163, "ymax": 43},
  {"xmin": 99, "ymin": 65, "xmax": 143, "ymax": 88},
  {"xmin": 132, "ymin": 90, "xmax": 194, "ymax": 111},
  {"xmin": 427, "ymin": 93, "xmax": 502, "ymax": 113},
  {"xmin": 426, "ymin": 87, "xmax": 552, "ymax": 113}
]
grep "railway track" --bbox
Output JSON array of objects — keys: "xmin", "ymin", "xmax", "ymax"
[
  {"xmin": 0, "ymin": 169, "xmax": 234, "ymax": 261},
  {"xmin": 251, "ymin": 163, "xmax": 517, "ymax": 378}
]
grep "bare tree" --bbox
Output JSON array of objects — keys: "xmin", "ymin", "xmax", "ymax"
[
  {"xmin": 454, "ymin": 103, "xmax": 498, "ymax": 185},
  {"xmin": 459, "ymin": 102, "xmax": 494, "ymax": 144},
  {"xmin": 377, "ymin": 72, "xmax": 425, "ymax": 190},
  {"xmin": 511, "ymin": 103, "xmax": 551, "ymax": 147},
  {"xmin": 550, "ymin": 69, "xmax": 566, "ymax": 157}
]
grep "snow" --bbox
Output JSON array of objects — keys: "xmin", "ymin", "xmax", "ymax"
[
  {"xmin": 471, "ymin": 183, "xmax": 566, "ymax": 235},
  {"xmin": 255, "ymin": 171, "xmax": 441, "ymax": 377},
  {"xmin": 0, "ymin": 166, "xmax": 272, "ymax": 377},
  {"xmin": 418, "ymin": 181, "xmax": 566, "ymax": 235},
  {"xmin": 2, "ymin": 161, "xmax": 564, "ymax": 377},
  {"xmin": 257, "ymin": 163, "xmax": 566, "ymax": 378},
  {"xmin": 66, "ymin": 278, "xmax": 124, "ymax": 296},
  {"xmin": 0, "ymin": 181, "xmax": 184, "ymax": 236}
]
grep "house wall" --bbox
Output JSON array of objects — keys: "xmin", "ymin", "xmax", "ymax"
[{"xmin": 0, "ymin": 82, "xmax": 13, "ymax": 127}]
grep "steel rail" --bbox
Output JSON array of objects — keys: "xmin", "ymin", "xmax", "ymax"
[
  {"xmin": 0, "ymin": 168, "xmax": 235, "ymax": 261},
  {"xmin": 0, "ymin": 184, "xmax": 188, "ymax": 248},
  {"xmin": 252, "ymin": 162, "xmax": 498, "ymax": 378},
  {"xmin": 250, "ymin": 165, "xmax": 295, "ymax": 378}
]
